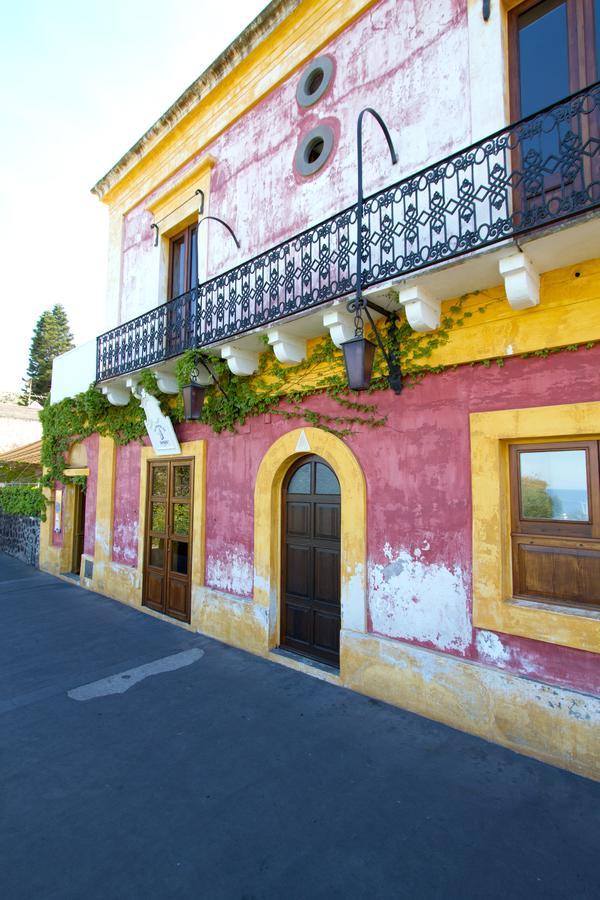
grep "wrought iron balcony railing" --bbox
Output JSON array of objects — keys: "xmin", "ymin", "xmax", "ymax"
[{"xmin": 97, "ymin": 81, "xmax": 600, "ymax": 382}]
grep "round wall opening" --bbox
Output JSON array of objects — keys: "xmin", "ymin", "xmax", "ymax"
[
  {"xmin": 306, "ymin": 68, "xmax": 324, "ymax": 96},
  {"xmin": 306, "ymin": 137, "xmax": 325, "ymax": 164},
  {"xmin": 296, "ymin": 56, "xmax": 334, "ymax": 108},
  {"xmin": 295, "ymin": 125, "xmax": 334, "ymax": 177}
]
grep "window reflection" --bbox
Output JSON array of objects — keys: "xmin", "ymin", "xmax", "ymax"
[
  {"xmin": 288, "ymin": 463, "xmax": 311, "ymax": 494},
  {"xmin": 519, "ymin": 449, "xmax": 589, "ymax": 521},
  {"xmin": 315, "ymin": 463, "xmax": 340, "ymax": 495}
]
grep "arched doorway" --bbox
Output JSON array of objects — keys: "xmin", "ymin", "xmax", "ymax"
[{"xmin": 281, "ymin": 454, "xmax": 341, "ymax": 667}]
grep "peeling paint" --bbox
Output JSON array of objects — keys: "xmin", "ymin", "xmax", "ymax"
[
  {"xmin": 476, "ymin": 631, "xmax": 511, "ymax": 665},
  {"xmin": 369, "ymin": 545, "xmax": 471, "ymax": 651},
  {"xmin": 206, "ymin": 548, "xmax": 254, "ymax": 597}
]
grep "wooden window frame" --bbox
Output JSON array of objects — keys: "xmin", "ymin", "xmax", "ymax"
[
  {"xmin": 508, "ymin": 0, "xmax": 599, "ymax": 123},
  {"xmin": 509, "ymin": 440, "xmax": 600, "ymax": 608},
  {"xmin": 167, "ymin": 223, "xmax": 198, "ymax": 301}
]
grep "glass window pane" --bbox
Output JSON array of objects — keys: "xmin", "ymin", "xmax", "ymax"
[
  {"xmin": 151, "ymin": 502, "xmax": 166, "ymax": 532},
  {"xmin": 518, "ymin": 0, "xmax": 569, "ymax": 116},
  {"xmin": 171, "ymin": 541, "xmax": 189, "ymax": 575},
  {"xmin": 170, "ymin": 238, "xmax": 186, "ymax": 298},
  {"xmin": 519, "ymin": 449, "xmax": 589, "ymax": 521},
  {"xmin": 173, "ymin": 503, "xmax": 190, "ymax": 535},
  {"xmin": 288, "ymin": 463, "xmax": 311, "ymax": 494},
  {"xmin": 151, "ymin": 466, "xmax": 168, "ymax": 497},
  {"xmin": 189, "ymin": 227, "xmax": 198, "ymax": 289},
  {"xmin": 149, "ymin": 537, "xmax": 164, "ymax": 568},
  {"xmin": 315, "ymin": 462, "xmax": 340, "ymax": 495},
  {"xmin": 173, "ymin": 465, "xmax": 191, "ymax": 498}
]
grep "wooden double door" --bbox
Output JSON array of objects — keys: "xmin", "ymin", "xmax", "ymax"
[
  {"xmin": 281, "ymin": 456, "xmax": 341, "ymax": 667},
  {"xmin": 142, "ymin": 458, "xmax": 194, "ymax": 623}
]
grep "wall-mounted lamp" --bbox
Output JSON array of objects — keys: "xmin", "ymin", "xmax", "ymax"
[
  {"xmin": 182, "ymin": 356, "xmax": 227, "ymax": 420},
  {"xmin": 340, "ymin": 108, "xmax": 402, "ymax": 395}
]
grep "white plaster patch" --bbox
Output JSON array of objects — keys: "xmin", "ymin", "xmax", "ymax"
[
  {"xmin": 475, "ymin": 631, "xmax": 511, "ymax": 665},
  {"xmin": 68, "ymin": 649, "xmax": 204, "ymax": 700},
  {"xmin": 206, "ymin": 548, "xmax": 253, "ymax": 597},
  {"xmin": 295, "ymin": 430, "xmax": 311, "ymax": 452},
  {"xmin": 369, "ymin": 546, "xmax": 471, "ymax": 651}
]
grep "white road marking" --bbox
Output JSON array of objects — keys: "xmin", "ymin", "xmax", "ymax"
[{"xmin": 67, "ymin": 648, "xmax": 204, "ymax": 701}]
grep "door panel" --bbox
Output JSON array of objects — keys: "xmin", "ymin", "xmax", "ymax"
[
  {"xmin": 281, "ymin": 456, "xmax": 341, "ymax": 667},
  {"xmin": 143, "ymin": 459, "xmax": 193, "ymax": 622}
]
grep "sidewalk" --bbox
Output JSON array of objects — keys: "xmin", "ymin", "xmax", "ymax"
[{"xmin": 1, "ymin": 552, "xmax": 599, "ymax": 899}]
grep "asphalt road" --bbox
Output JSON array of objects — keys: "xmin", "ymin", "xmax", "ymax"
[{"xmin": 1, "ymin": 552, "xmax": 599, "ymax": 900}]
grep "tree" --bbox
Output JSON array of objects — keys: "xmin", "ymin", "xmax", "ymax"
[
  {"xmin": 521, "ymin": 475, "xmax": 560, "ymax": 519},
  {"xmin": 21, "ymin": 305, "xmax": 74, "ymax": 404}
]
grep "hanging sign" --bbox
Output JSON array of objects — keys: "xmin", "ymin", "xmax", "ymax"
[
  {"xmin": 138, "ymin": 390, "xmax": 181, "ymax": 456},
  {"xmin": 53, "ymin": 489, "xmax": 63, "ymax": 533}
]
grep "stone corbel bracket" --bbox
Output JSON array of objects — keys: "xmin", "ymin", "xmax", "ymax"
[
  {"xmin": 322, "ymin": 307, "xmax": 356, "ymax": 347},
  {"xmin": 221, "ymin": 344, "xmax": 260, "ymax": 376},
  {"xmin": 101, "ymin": 384, "xmax": 130, "ymax": 406},
  {"xmin": 499, "ymin": 252, "xmax": 540, "ymax": 310},
  {"xmin": 153, "ymin": 372, "xmax": 179, "ymax": 394},
  {"xmin": 267, "ymin": 329, "xmax": 307, "ymax": 364},
  {"xmin": 395, "ymin": 284, "xmax": 441, "ymax": 332}
]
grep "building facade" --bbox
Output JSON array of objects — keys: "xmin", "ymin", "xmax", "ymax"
[{"xmin": 42, "ymin": 0, "xmax": 600, "ymax": 778}]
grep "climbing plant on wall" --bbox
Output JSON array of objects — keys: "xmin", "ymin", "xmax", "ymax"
[{"xmin": 39, "ymin": 298, "xmax": 597, "ymax": 486}]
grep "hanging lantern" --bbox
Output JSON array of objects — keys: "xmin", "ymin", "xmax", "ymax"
[
  {"xmin": 341, "ymin": 334, "xmax": 376, "ymax": 391},
  {"xmin": 182, "ymin": 369, "xmax": 207, "ymax": 420}
]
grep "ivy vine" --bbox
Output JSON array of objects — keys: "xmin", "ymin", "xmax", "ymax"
[{"xmin": 39, "ymin": 297, "xmax": 597, "ymax": 487}]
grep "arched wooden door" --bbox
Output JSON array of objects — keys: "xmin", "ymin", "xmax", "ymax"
[{"xmin": 281, "ymin": 455, "xmax": 341, "ymax": 667}]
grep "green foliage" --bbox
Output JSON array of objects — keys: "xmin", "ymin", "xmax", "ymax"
[
  {"xmin": 39, "ymin": 293, "xmax": 598, "ymax": 485},
  {"xmin": 0, "ymin": 484, "xmax": 46, "ymax": 519},
  {"xmin": 22, "ymin": 304, "xmax": 74, "ymax": 404},
  {"xmin": 521, "ymin": 475, "xmax": 556, "ymax": 519},
  {"xmin": 40, "ymin": 385, "xmax": 147, "ymax": 488}
]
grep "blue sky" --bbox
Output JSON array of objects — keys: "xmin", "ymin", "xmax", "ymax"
[{"xmin": 0, "ymin": 0, "xmax": 267, "ymax": 394}]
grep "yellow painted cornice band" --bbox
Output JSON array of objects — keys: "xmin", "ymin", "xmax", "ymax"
[{"xmin": 92, "ymin": 0, "xmax": 379, "ymax": 212}]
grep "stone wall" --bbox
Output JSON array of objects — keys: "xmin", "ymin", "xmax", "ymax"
[{"xmin": 0, "ymin": 513, "xmax": 40, "ymax": 567}]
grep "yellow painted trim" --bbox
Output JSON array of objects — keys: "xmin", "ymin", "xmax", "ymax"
[
  {"xmin": 38, "ymin": 482, "xmax": 77, "ymax": 575},
  {"xmin": 63, "ymin": 467, "xmax": 90, "ymax": 477},
  {"xmin": 343, "ymin": 631, "xmax": 600, "ymax": 781},
  {"xmin": 146, "ymin": 156, "xmax": 216, "ymax": 219},
  {"xmin": 470, "ymin": 401, "xmax": 600, "ymax": 653},
  {"xmin": 426, "ymin": 258, "xmax": 600, "ymax": 367},
  {"xmin": 100, "ymin": 0, "xmax": 379, "ymax": 212},
  {"xmin": 253, "ymin": 427, "xmax": 367, "ymax": 652}
]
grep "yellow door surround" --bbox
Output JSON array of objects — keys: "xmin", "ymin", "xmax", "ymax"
[{"xmin": 253, "ymin": 427, "xmax": 368, "ymax": 653}]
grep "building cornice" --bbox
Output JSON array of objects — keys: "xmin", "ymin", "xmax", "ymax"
[{"xmin": 91, "ymin": 0, "xmax": 302, "ymax": 202}]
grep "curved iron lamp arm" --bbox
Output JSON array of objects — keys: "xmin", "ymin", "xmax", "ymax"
[
  {"xmin": 196, "ymin": 356, "xmax": 228, "ymax": 399},
  {"xmin": 354, "ymin": 107, "xmax": 398, "ymax": 312},
  {"xmin": 364, "ymin": 306, "xmax": 402, "ymax": 395},
  {"xmin": 198, "ymin": 215, "xmax": 241, "ymax": 249}
]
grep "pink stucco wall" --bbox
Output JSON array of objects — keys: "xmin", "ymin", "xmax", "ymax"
[
  {"xmin": 112, "ymin": 442, "xmax": 142, "ymax": 567},
  {"xmin": 177, "ymin": 346, "xmax": 600, "ymax": 698},
  {"xmin": 120, "ymin": 0, "xmax": 469, "ymax": 322}
]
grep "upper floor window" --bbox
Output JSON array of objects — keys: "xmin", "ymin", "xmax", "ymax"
[
  {"xmin": 510, "ymin": 440, "xmax": 600, "ymax": 607},
  {"xmin": 168, "ymin": 224, "xmax": 198, "ymax": 300},
  {"xmin": 509, "ymin": 0, "xmax": 600, "ymax": 119}
]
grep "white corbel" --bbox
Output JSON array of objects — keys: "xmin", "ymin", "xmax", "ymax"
[
  {"xmin": 267, "ymin": 330, "xmax": 307, "ymax": 364},
  {"xmin": 499, "ymin": 252, "xmax": 540, "ymax": 310},
  {"xmin": 154, "ymin": 373, "xmax": 179, "ymax": 394},
  {"xmin": 220, "ymin": 344, "xmax": 259, "ymax": 376},
  {"xmin": 101, "ymin": 385, "xmax": 130, "ymax": 406},
  {"xmin": 395, "ymin": 284, "xmax": 441, "ymax": 332},
  {"xmin": 322, "ymin": 308, "xmax": 356, "ymax": 347}
]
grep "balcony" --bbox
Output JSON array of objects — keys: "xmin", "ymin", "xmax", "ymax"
[{"xmin": 96, "ymin": 81, "xmax": 600, "ymax": 385}]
